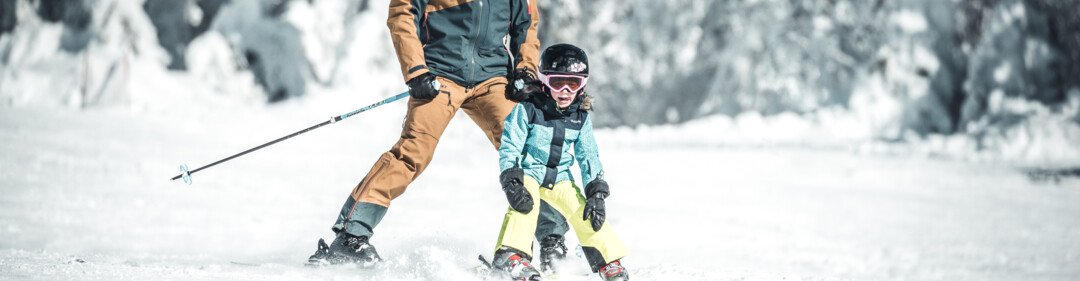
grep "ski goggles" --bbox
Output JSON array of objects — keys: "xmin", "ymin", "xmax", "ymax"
[{"xmin": 539, "ymin": 73, "xmax": 589, "ymax": 92}]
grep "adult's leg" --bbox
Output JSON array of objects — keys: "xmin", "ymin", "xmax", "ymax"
[
  {"xmin": 535, "ymin": 202, "xmax": 571, "ymax": 240},
  {"xmin": 541, "ymin": 181, "xmax": 628, "ymax": 272},
  {"xmin": 333, "ymin": 77, "xmax": 469, "ymax": 238},
  {"xmin": 460, "ymin": 77, "xmax": 514, "ymax": 147}
]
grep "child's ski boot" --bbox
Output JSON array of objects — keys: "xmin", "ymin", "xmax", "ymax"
[
  {"xmin": 493, "ymin": 247, "xmax": 543, "ymax": 281},
  {"xmin": 597, "ymin": 260, "xmax": 629, "ymax": 281},
  {"xmin": 538, "ymin": 235, "xmax": 568, "ymax": 274}
]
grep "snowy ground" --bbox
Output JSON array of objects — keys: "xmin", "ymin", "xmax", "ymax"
[{"xmin": 2, "ymin": 91, "xmax": 1079, "ymax": 281}]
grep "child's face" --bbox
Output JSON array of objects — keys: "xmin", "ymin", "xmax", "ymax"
[{"xmin": 550, "ymin": 88, "xmax": 578, "ymax": 109}]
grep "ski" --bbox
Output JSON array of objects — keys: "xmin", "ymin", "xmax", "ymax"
[
  {"xmin": 473, "ymin": 254, "xmax": 497, "ymax": 277},
  {"xmin": 475, "ymin": 253, "xmax": 547, "ymax": 281},
  {"xmin": 228, "ymin": 261, "xmax": 266, "ymax": 267},
  {"xmin": 305, "ymin": 238, "xmax": 333, "ymax": 267}
]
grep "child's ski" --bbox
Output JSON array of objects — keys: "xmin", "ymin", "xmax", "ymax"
[
  {"xmin": 475, "ymin": 254, "xmax": 547, "ymax": 281},
  {"xmin": 474, "ymin": 254, "xmax": 496, "ymax": 277}
]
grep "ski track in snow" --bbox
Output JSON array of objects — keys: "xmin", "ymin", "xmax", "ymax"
[{"xmin": 1, "ymin": 102, "xmax": 1079, "ymax": 281}]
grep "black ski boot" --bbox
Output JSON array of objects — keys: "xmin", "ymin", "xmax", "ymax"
[
  {"xmin": 308, "ymin": 232, "xmax": 381, "ymax": 267},
  {"xmin": 492, "ymin": 247, "xmax": 543, "ymax": 281},
  {"xmin": 597, "ymin": 260, "xmax": 629, "ymax": 281},
  {"xmin": 538, "ymin": 235, "xmax": 568, "ymax": 274}
]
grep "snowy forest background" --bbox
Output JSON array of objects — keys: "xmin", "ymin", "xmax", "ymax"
[
  {"xmin": 2, "ymin": 0, "xmax": 1080, "ymax": 280},
  {"xmin": 2, "ymin": 0, "xmax": 1080, "ymax": 166}
]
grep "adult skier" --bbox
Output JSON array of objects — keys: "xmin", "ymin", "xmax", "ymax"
[
  {"xmin": 307, "ymin": 0, "xmax": 573, "ymax": 267},
  {"xmin": 491, "ymin": 44, "xmax": 630, "ymax": 281}
]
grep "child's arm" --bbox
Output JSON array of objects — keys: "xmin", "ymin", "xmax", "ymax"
[
  {"xmin": 574, "ymin": 115, "xmax": 605, "ymax": 188},
  {"xmin": 498, "ymin": 104, "xmax": 534, "ymax": 213},
  {"xmin": 498, "ymin": 104, "xmax": 529, "ymax": 171},
  {"xmin": 575, "ymin": 114, "xmax": 609, "ymax": 231}
]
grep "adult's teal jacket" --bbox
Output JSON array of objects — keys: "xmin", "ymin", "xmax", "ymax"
[{"xmin": 388, "ymin": 0, "xmax": 541, "ymax": 87}]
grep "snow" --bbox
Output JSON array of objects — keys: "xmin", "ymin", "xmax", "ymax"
[
  {"xmin": 892, "ymin": 10, "xmax": 928, "ymax": 34},
  {"xmin": 184, "ymin": 31, "xmax": 264, "ymax": 103},
  {"xmin": 994, "ymin": 63, "xmax": 1011, "ymax": 83},
  {"xmin": 3, "ymin": 0, "xmax": 1080, "ymax": 280},
  {"xmin": 2, "ymin": 89, "xmax": 1080, "ymax": 280}
]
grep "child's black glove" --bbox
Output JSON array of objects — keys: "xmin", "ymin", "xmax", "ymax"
[
  {"xmin": 505, "ymin": 68, "xmax": 543, "ymax": 102},
  {"xmin": 406, "ymin": 72, "xmax": 441, "ymax": 100},
  {"xmin": 499, "ymin": 168, "xmax": 533, "ymax": 213},
  {"xmin": 583, "ymin": 179, "xmax": 610, "ymax": 232}
]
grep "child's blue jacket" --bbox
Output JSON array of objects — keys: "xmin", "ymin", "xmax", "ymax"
[{"xmin": 498, "ymin": 96, "xmax": 603, "ymax": 188}]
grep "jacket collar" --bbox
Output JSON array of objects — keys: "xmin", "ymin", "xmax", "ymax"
[{"xmin": 530, "ymin": 91, "xmax": 583, "ymax": 118}]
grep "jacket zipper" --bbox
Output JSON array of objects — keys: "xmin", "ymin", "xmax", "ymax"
[{"xmin": 466, "ymin": 0, "xmax": 487, "ymax": 86}]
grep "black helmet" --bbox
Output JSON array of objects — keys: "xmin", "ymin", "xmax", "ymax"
[{"xmin": 540, "ymin": 44, "xmax": 589, "ymax": 77}]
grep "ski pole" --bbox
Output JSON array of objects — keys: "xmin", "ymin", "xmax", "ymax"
[{"xmin": 171, "ymin": 91, "xmax": 411, "ymax": 184}]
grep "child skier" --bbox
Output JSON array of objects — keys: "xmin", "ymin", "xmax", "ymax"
[{"xmin": 490, "ymin": 44, "xmax": 630, "ymax": 281}]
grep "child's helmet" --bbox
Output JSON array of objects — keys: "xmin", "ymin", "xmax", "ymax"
[{"xmin": 540, "ymin": 44, "xmax": 589, "ymax": 77}]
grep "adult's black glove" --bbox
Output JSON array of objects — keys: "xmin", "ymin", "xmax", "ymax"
[
  {"xmin": 499, "ymin": 168, "xmax": 533, "ymax": 213},
  {"xmin": 506, "ymin": 68, "xmax": 543, "ymax": 102},
  {"xmin": 583, "ymin": 179, "xmax": 609, "ymax": 232},
  {"xmin": 406, "ymin": 72, "xmax": 441, "ymax": 100}
]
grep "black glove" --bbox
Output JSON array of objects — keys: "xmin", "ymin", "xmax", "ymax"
[
  {"xmin": 506, "ymin": 68, "xmax": 543, "ymax": 102},
  {"xmin": 583, "ymin": 179, "xmax": 609, "ymax": 232},
  {"xmin": 499, "ymin": 168, "xmax": 533, "ymax": 213},
  {"xmin": 406, "ymin": 72, "xmax": 441, "ymax": 100}
]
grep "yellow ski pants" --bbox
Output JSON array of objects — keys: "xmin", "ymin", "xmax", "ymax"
[{"xmin": 495, "ymin": 176, "xmax": 628, "ymax": 269}]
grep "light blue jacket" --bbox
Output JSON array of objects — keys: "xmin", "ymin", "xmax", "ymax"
[{"xmin": 499, "ymin": 96, "xmax": 603, "ymax": 188}]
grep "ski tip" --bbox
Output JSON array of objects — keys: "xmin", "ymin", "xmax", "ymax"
[
  {"xmin": 305, "ymin": 258, "xmax": 330, "ymax": 267},
  {"xmin": 477, "ymin": 254, "xmax": 492, "ymax": 268},
  {"xmin": 230, "ymin": 261, "xmax": 260, "ymax": 267},
  {"xmin": 307, "ymin": 238, "xmax": 333, "ymax": 267}
]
